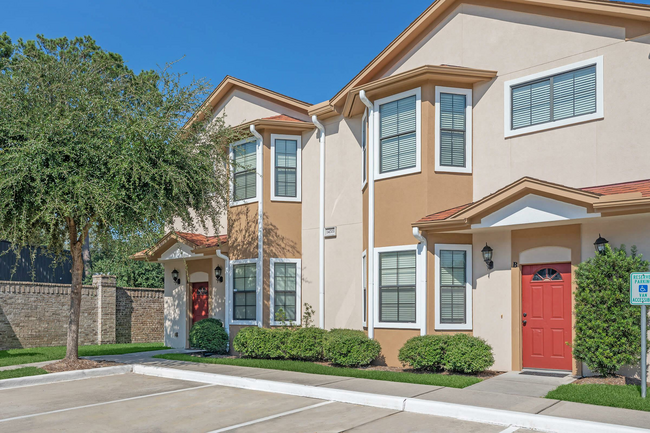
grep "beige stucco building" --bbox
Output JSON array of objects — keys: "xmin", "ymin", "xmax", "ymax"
[{"xmin": 134, "ymin": 0, "xmax": 650, "ymax": 375}]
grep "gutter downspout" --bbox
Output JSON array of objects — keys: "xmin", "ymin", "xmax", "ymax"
[
  {"xmin": 359, "ymin": 90, "xmax": 375, "ymax": 339},
  {"xmin": 250, "ymin": 125, "xmax": 264, "ymax": 328},
  {"xmin": 312, "ymin": 115, "xmax": 326, "ymax": 329},
  {"xmin": 216, "ymin": 249, "xmax": 230, "ymax": 340},
  {"xmin": 412, "ymin": 228, "xmax": 427, "ymax": 336}
]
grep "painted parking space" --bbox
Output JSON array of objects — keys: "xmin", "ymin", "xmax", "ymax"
[{"xmin": 0, "ymin": 373, "xmax": 533, "ymax": 433}]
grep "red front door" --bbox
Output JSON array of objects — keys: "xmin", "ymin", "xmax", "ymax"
[
  {"xmin": 192, "ymin": 282, "xmax": 209, "ymax": 325},
  {"xmin": 522, "ymin": 264, "xmax": 572, "ymax": 370}
]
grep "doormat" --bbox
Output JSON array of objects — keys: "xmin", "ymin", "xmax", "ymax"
[{"xmin": 519, "ymin": 371, "xmax": 569, "ymax": 378}]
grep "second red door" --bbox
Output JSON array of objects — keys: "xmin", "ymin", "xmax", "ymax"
[{"xmin": 192, "ymin": 282, "xmax": 209, "ymax": 325}]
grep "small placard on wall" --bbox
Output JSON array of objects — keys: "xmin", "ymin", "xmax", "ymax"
[{"xmin": 324, "ymin": 227, "xmax": 337, "ymax": 238}]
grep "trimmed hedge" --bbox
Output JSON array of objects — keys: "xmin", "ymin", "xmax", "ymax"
[
  {"xmin": 189, "ymin": 318, "xmax": 228, "ymax": 354},
  {"xmin": 232, "ymin": 327, "xmax": 292, "ymax": 359},
  {"xmin": 399, "ymin": 334, "xmax": 494, "ymax": 374},
  {"xmin": 287, "ymin": 327, "xmax": 326, "ymax": 361},
  {"xmin": 323, "ymin": 329, "xmax": 381, "ymax": 367}
]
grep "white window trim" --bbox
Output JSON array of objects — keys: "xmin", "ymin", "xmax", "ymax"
[
  {"xmin": 269, "ymin": 258, "xmax": 302, "ymax": 326},
  {"xmin": 229, "ymin": 258, "xmax": 262, "ymax": 326},
  {"xmin": 434, "ymin": 244, "xmax": 473, "ymax": 331},
  {"xmin": 373, "ymin": 244, "xmax": 424, "ymax": 330},
  {"xmin": 362, "ymin": 250, "xmax": 367, "ymax": 327},
  {"xmin": 503, "ymin": 56, "xmax": 604, "ymax": 138},
  {"xmin": 361, "ymin": 109, "xmax": 368, "ymax": 189},
  {"xmin": 435, "ymin": 86, "xmax": 472, "ymax": 174},
  {"xmin": 373, "ymin": 87, "xmax": 422, "ymax": 181},
  {"xmin": 270, "ymin": 134, "xmax": 302, "ymax": 202},
  {"xmin": 229, "ymin": 137, "xmax": 261, "ymax": 206}
]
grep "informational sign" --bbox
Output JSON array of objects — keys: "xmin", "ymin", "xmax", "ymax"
[
  {"xmin": 630, "ymin": 272, "xmax": 650, "ymax": 305},
  {"xmin": 324, "ymin": 227, "xmax": 337, "ymax": 238}
]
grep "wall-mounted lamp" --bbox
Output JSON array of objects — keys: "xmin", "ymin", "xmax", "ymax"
[
  {"xmin": 594, "ymin": 234, "xmax": 609, "ymax": 254},
  {"xmin": 171, "ymin": 269, "xmax": 180, "ymax": 284},
  {"xmin": 214, "ymin": 265, "xmax": 223, "ymax": 283},
  {"xmin": 481, "ymin": 243, "xmax": 494, "ymax": 270}
]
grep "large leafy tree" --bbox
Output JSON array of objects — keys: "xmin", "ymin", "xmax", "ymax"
[{"xmin": 0, "ymin": 34, "xmax": 241, "ymax": 361}]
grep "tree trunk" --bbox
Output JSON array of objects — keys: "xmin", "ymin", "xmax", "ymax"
[
  {"xmin": 65, "ymin": 239, "xmax": 84, "ymax": 361},
  {"xmin": 82, "ymin": 233, "xmax": 91, "ymax": 279}
]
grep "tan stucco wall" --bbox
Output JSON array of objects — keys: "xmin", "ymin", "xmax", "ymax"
[{"xmin": 214, "ymin": 89, "xmax": 309, "ymax": 127}]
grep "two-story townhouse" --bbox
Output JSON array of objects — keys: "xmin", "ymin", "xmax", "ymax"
[{"xmin": 134, "ymin": 0, "xmax": 650, "ymax": 376}]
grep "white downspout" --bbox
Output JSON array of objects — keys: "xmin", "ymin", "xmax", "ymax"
[
  {"xmin": 216, "ymin": 249, "xmax": 230, "ymax": 339},
  {"xmin": 250, "ymin": 125, "xmax": 263, "ymax": 328},
  {"xmin": 359, "ymin": 90, "xmax": 375, "ymax": 339},
  {"xmin": 312, "ymin": 115, "xmax": 326, "ymax": 329},
  {"xmin": 412, "ymin": 227, "xmax": 427, "ymax": 336}
]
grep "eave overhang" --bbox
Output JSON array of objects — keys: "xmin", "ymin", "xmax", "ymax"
[
  {"xmin": 130, "ymin": 231, "xmax": 228, "ymax": 262},
  {"xmin": 237, "ymin": 118, "xmax": 315, "ymax": 133}
]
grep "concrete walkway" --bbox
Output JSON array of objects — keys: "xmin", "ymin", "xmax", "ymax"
[{"xmin": 73, "ymin": 351, "xmax": 650, "ymax": 430}]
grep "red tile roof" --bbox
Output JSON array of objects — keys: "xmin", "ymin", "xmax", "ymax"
[
  {"xmin": 417, "ymin": 178, "xmax": 650, "ymax": 224},
  {"xmin": 175, "ymin": 232, "xmax": 227, "ymax": 248},
  {"xmin": 262, "ymin": 114, "xmax": 304, "ymax": 122}
]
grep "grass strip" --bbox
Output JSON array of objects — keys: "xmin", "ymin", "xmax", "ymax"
[
  {"xmin": 0, "ymin": 342, "xmax": 168, "ymax": 367},
  {"xmin": 154, "ymin": 354, "xmax": 481, "ymax": 389},
  {"xmin": 0, "ymin": 367, "xmax": 48, "ymax": 381},
  {"xmin": 546, "ymin": 384, "xmax": 650, "ymax": 412}
]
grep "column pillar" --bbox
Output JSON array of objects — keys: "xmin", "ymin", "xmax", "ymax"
[{"xmin": 94, "ymin": 274, "xmax": 117, "ymax": 345}]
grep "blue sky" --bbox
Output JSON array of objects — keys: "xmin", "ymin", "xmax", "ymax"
[{"xmin": 2, "ymin": 0, "xmax": 649, "ymax": 104}]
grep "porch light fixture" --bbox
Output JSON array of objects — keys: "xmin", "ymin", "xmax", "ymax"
[
  {"xmin": 594, "ymin": 234, "xmax": 609, "ymax": 254},
  {"xmin": 481, "ymin": 243, "xmax": 494, "ymax": 270},
  {"xmin": 214, "ymin": 265, "xmax": 223, "ymax": 283},
  {"xmin": 171, "ymin": 269, "xmax": 180, "ymax": 284}
]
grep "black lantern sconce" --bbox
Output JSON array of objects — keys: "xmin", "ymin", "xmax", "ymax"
[
  {"xmin": 214, "ymin": 265, "xmax": 223, "ymax": 283},
  {"xmin": 481, "ymin": 243, "xmax": 494, "ymax": 270},
  {"xmin": 594, "ymin": 234, "xmax": 609, "ymax": 254},
  {"xmin": 171, "ymin": 269, "xmax": 180, "ymax": 284}
]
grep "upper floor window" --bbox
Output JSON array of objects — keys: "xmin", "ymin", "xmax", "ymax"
[
  {"xmin": 504, "ymin": 56, "xmax": 603, "ymax": 138},
  {"xmin": 435, "ymin": 86, "xmax": 472, "ymax": 173},
  {"xmin": 271, "ymin": 134, "xmax": 301, "ymax": 202},
  {"xmin": 374, "ymin": 88, "xmax": 421, "ymax": 180},
  {"xmin": 434, "ymin": 244, "xmax": 472, "ymax": 331},
  {"xmin": 361, "ymin": 110, "xmax": 367, "ymax": 188},
  {"xmin": 231, "ymin": 138, "xmax": 258, "ymax": 205}
]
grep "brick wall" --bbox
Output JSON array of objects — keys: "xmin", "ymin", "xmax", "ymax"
[{"xmin": 0, "ymin": 275, "xmax": 163, "ymax": 350}]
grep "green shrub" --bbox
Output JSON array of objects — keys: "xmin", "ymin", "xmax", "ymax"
[
  {"xmin": 189, "ymin": 318, "xmax": 228, "ymax": 354},
  {"xmin": 286, "ymin": 327, "xmax": 326, "ymax": 361},
  {"xmin": 324, "ymin": 329, "xmax": 381, "ymax": 367},
  {"xmin": 232, "ymin": 327, "xmax": 292, "ymax": 359},
  {"xmin": 442, "ymin": 334, "xmax": 494, "ymax": 374},
  {"xmin": 398, "ymin": 335, "xmax": 450, "ymax": 371},
  {"xmin": 573, "ymin": 245, "xmax": 649, "ymax": 376}
]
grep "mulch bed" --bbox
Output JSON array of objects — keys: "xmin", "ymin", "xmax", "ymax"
[
  {"xmin": 574, "ymin": 375, "xmax": 649, "ymax": 386},
  {"xmin": 43, "ymin": 359, "xmax": 120, "ymax": 373}
]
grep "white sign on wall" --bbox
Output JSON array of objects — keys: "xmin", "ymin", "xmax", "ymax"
[
  {"xmin": 324, "ymin": 227, "xmax": 337, "ymax": 238},
  {"xmin": 630, "ymin": 272, "xmax": 650, "ymax": 305}
]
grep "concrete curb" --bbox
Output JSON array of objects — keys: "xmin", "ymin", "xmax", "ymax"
[
  {"xmin": 133, "ymin": 364, "xmax": 647, "ymax": 433},
  {"xmin": 0, "ymin": 365, "xmax": 133, "ymax": 390}
]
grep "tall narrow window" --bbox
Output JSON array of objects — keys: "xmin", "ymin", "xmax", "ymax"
[
  {"xmin": 362, "ymin": 251, "xmax": 367, "ymax": 326},
  {"xmin": 232, "ymin": 141, "xmax": 257, "ymax": 203},
  {"xmin": 361, "ymin": 110, "xmax": 367, "ymax": 187},
  {"xmin": 270, "ymin": 258, "xmax": 301, "ymax": 325},
  {"xmin": 435, "ymin": 87, "xmax": 472, "ymax": 173},
  {"xmin": 232, "ymin": 263, "xmax": 257, "ymax": 321},
  {"xmin": 271, "ymin": 134, "xmax": 301, "ymax": 202},
  {"xmin": 379, "ymin": 250, "xmax": 416, "ymax": 323},
  {"xmin": 439, "ymin": 250, "xmax": 466, "ymax": 324},
  {"xmin": 379, "ymin": 95, "xmax": 417, "ymax": 174}
]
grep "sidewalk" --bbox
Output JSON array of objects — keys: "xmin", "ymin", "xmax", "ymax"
[{"xmin": 87, "ymin": 351, "xmax": 650, "ymax": 430}]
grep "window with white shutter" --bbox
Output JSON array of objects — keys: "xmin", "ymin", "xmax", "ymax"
[
  {"xmin": 435, "ymin": 86, "xmax": 472, "ymax": 173},
  {"xmin": 435, "ymin": 244, "xmax": 472, "ymax": 330},
  {"xmin": 504, "ymin": 56, "xmax": 603, "ymax": 138}
]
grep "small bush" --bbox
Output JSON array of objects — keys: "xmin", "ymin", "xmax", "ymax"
[
  {"xmin": 442, "ymin": 334, "xmax": 494, "ymax": 374},
  {"xmin": 286, "ymin": 327, "xmax": 326, "ymax": 361},
  {"xmin": 398, "ymin": 335, "xmax": 450, "ymax": 371},
  {"xmin": 189, "ymin": 318, "xmax": 228, "ymax": 354},
  {"xmin": 232, "ymin": 327, "xmax": 292, "ymax": 359},
  {"xmin": 324, "ymin": 329, "xmax": 381, "ymax": 367}
]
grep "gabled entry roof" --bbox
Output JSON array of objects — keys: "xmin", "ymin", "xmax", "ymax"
[
  {"xmin": 131, "ymin": 231, "xmax": 227, "ymax": 261},
  {"xmin": 413, "ymin": 177, "xmax": 650, "ymax": 231}
]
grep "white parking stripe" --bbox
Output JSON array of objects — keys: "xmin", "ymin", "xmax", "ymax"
[
  {"xmin": 208, "ymin": 401, "xmax": 335, "ymax": 433},
  {"xmin": 499, "ymin": 426, "xmax": 520, "ymax": 433},
  {"xmin": 0, "ymin": 384, "xmax": 217, "ymax": 423}
]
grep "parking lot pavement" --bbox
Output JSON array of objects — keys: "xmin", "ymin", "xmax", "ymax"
[{"xmin": 0, "ymin": 373, "xmax": 527, "ymax": 433}]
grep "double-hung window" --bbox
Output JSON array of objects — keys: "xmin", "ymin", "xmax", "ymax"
[
  {"xmin": 435, "ymin": 87, "xmax": 472, "ymax": 173},
  {"xmin": 374, "ymin": 88, "xmax": 421, "ymax": 180},
  {"xmin": 504, "ymin": 56, "xmax": 603, "ymax": 137},
  {"xmin": 362, "ymin": 251, "xmax": 367, "ymax": 326},
  {"xmin": 231, "ymin": 139, "xmax": 258, "ymax": 205},
  {"xmin": 435, "ymin": 244, "xmax": 472, "ymax": 330},
  {"xmin": 271, "ymin": 134, "xmax": 301, "ymax": 202},
  {"xmin": 270, "ymin": 258, "xmax": 301, "ymax": 326},
  {"xmin": 231, "ymin": 260, "xmax": 259, "ymax": 324},
  {"xmin": 378, "ymin": 250, "xmax": 416, "ymax": 323}
]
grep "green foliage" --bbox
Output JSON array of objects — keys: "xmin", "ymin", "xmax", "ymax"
[
  {"xmin": 0, "ymin": 367, "xmax": 48, "ymax": 381},
  {"xmin": 398, "ymin": 335, "xmax": 450, "ymax": 371},
  {"xmin": 323, "ymin": 329, "xmax": 381, "ymax": 367},
  {"xmin": 302, "ymin": 303, "xmax": 316, "ymax": 328},
  {"xmin": 286, "ymin": 327, "xmax": 327, "ymax": 361},
  {"xmin": 232, "ymin": 327, "xmax": 292, "ymax": 359},
  {"xmin": 547, "ymin": 384, "xmax": 650, "ymax": 412},
  {"xmin": 189, "ymin": 318, "xmax": 228, "ymax": 354},
  {"xmin": 573, "ymin": 245, "xmax": 649, "ymax": 376},
  {"xmin": 442, "ymin": 334, "xmax": 494, "ymax": 374}
]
